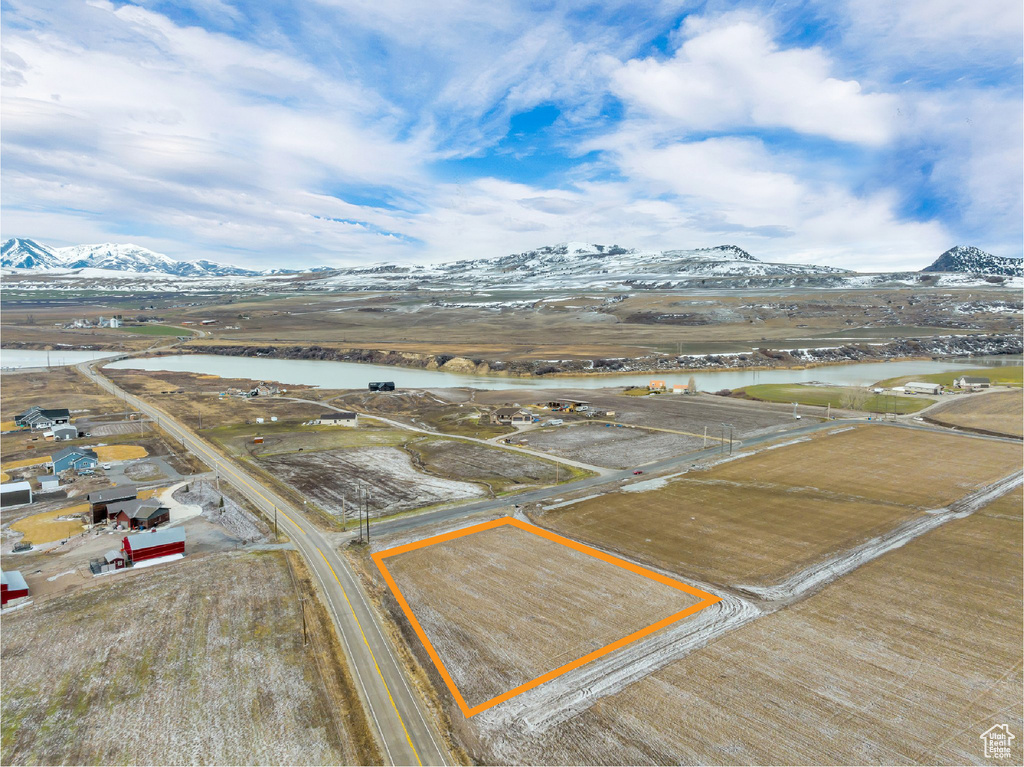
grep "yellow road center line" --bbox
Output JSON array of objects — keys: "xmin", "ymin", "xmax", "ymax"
[{"xmin": 318, "ymin": 547, "xmax": 421, "ymax": 767}]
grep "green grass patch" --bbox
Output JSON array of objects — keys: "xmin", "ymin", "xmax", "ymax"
[
  {"xmin": 738, "ymin": 383, "xmax": 935, "ymax": 414},
  {"xmin": 622, "ymin": 387, "xmax": 655, "ymax": 396},
  {"xmin": 874, "ymin": 365, "xmax": 1023, "ymax": 389}
]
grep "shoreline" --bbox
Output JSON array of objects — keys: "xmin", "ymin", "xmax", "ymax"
[{"xmin": 3, "ymin": 334, "xmax": 1020, "ymax": 381}]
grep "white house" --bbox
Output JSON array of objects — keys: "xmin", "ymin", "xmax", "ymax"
[{"xmin": 318, "ymin": 411, "xmax": 358, "ymax": 427}]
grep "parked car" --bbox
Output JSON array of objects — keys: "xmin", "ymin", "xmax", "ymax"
[
  {"xmin": 101, "ymin": 463, "xmax": 112, "ymax": 470},
  {"xmin": 633, "ymin": 470, "xmax": 644, "ymax": 475},
  {"xmin": 12, "ymin": 542, "xmax": 32, "ymax": 553}
]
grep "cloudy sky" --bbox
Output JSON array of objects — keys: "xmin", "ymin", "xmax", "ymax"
[{"xmin": 1, "ymin": 0, "xmax": 1021, "ymax": 270}]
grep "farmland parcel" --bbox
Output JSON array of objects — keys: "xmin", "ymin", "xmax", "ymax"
[
  {"xmin": 0, "ymin": 551, "xmax": 380, "ymax": 766},
  {"xmin": 375, "ymin": 518, "xmax": 717, "ymax": 715},
  {"xmin": 471, "ymin": 487, "xmax": 1023, "ymax": 765},
  {"xmin": 537, "ymin": 425, "xmax": 1022, "ymax": 587}
]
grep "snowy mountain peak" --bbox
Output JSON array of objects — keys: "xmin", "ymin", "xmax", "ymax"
[
  {"xmin": 0, "ymin": 238, "xmax": 63, "ymax": 269},
  {"xmin": 923, "ymin": 246, "xmax": 1023, "ymax": 277},
  {"xmin": 0, "ymin": 238, "xmax": 258, "ymax": 276},
  {"xmin": 696, "ymin": 245, "xmax": 757, "ymax": 261}
]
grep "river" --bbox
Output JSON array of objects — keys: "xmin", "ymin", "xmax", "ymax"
[
  {"xmin": 94, "ymin": 353, "xmax": 1022, "ymax": 391},
  {"xmin": 0, "ymin": 349, "xmax": 121, "ymax": 370}
]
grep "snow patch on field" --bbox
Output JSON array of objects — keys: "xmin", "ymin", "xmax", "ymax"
[
  {"xmin": 542, "ymin": 494, "xmax": 602, "ymax": 508},
  {"xmin": 620, "ymin": 471, "xmax": 687, "ymax": 493}
]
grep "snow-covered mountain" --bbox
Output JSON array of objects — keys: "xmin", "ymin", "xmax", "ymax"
[
  {"xmin": 2, "ymin": 238, "xmax": 1020, "ymax": 293},
  {"xmin": 0, "ymin": 238, "xmax": 66, "ymax": 269},
  {"xmin": 923, "ymin": 246, "xmax": 1023, "ymax": 278},
  {"xmin": 0, "ymin": 238, "xmax": 258, "ymax": 276}
]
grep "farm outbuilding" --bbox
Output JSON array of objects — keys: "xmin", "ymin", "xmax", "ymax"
[
  {"xmin": 39, "ymin": 476, "xmax": 61, "ymax": 493},
  {"xmin": 51, "ymin": 447, "xmax": 99, "ymax": 474},
  {"xmin": 107, "ymin": 498, "xmax": 170, "ymax": 530},
  {"xmin": 51, "ymin": 425, "xmax": 79, "ymax": 442},
  {"xmin": 1, "ymin": 570, "xmax": 29, "ymax": 606},
  {"xmin": 369, "ymin": 381, "xmax": 396, "ymax": 392},
  {"xmin": 318, "ymin": 411, "xmax": 359, "ymax": 426},
  {"xmin": 905, "ymin": 382, "xmax": 942, "ymax": 395},
  {"xmin": 87, "ymin": 485, "xmax": 138, "ymax": 524},
  {"xmin": 122, "ymin": 527, "xmax": 185, "ymax": 564},
  {"xmin": 954, "ymin": 376, "xmax": 991, "ymax": 391},
  {"xmin": 0, "ymin": 481, "xmax": 33, "ymax": 508}
]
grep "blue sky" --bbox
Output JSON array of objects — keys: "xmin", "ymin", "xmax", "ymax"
[{"xmin": 1, "ymin": 0, "xmax": 1021, "ymax": 270}]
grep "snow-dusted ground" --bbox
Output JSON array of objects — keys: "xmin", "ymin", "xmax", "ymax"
[{"xmin": 171, "ymin": 480, "xmax": 269, "ymax": 542}]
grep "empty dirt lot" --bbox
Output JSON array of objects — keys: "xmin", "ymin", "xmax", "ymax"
[
  {"xmin": 926, "ymin": 389, "xmax": 1024, "ymax": 438},
  {"xmin": 0, "ymin": 550, "xmax": 380, "ymax": 766},
  {"xmin": 521, "ymin": 423, "xmax": 702, "ymax": 469},
  {"xmin": 537, "ymin": 426, "xmax": 1022, "ymax": 587},
  {"xmin": 408, "ymin": 439, "xmax": 572, "ymax": 492},
  {"xmin": 476, "ymin": 387, "xmax": 801, "ymax": 438},
  {"xmin": 261, "ymin": 446, "xmax": 485, "ymax": 520},
  {"xmin": 480, "ymin": 487, "xmax": 1023, "ymax": 765},
  {"xmin": 377, "ymin": 520, "xmax": 708, "ymax": 711}
]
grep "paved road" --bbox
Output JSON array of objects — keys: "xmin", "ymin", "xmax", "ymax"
[{"xmin": 78, "ymin": 361, "xmax": 448, "ymax": 767}]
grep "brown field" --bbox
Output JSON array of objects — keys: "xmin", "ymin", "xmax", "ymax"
[
  {"xmin": 9, "ymin": 505, "xmax": 89, "ymax": 543},
  {"xmin": 380, "ymin": 523, "xmax": 701, "ymax": 709},
  {"xmin": 164, "ymin": 288, "xmax": 1020, "ymax": 361},
  {"xmin": 0, "ymin": 550, "xmax": 381, "ymax": 766},
  {"xmin": 486, "ymin": 491, "xmax": 1023, "ymax": 765},
  {"xmin": 927, "ymin": 390, "xmax": 1024, "ymax": 437},
  {"xmin": 0, "ymin": 366, "xmax": 124, "ymax": 422},
  {"xmin": 92, "ymin": 444, "xmax": 148, "ymax": 461},
  {"xmin": 538, "ymin": 426, "xmax": 1022, "ymax": 586},
  {"xmin": 710, "ymin": 426, "xmax": 1021, "ymax": 508},
  {"xmin": 103, "ymin": 368, "xmax": 327, "ymax": 430}
]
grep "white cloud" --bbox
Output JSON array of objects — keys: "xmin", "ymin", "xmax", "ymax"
[{"xmin": 610, "ymin": 15, "xmax": 898, "ymax": 145}]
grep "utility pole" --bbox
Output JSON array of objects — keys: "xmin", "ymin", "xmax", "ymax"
[
  {"xmin": 365, "ymin": 490, "xmax": 371, "ymax": 545},
  {"xmin": 703, "ymin": 426, "xmax": 707, "ymax": 448},
  {"xmin": 274, "ymin": 506, "xmax": 278, "ymax": 541},
  {"xmin": 342, "ymin": 497, "xmax": 346, "ymax": 531},
  {"xmin": 826, "ymin": 403, "xmax": 831, "ymax": 420},
  {"xmin": 729, "ymin": 426, "xmax": 734, "ymax": 455},
  {"xmin": 721, "ymin": 424, "xmax": 726, "ymax": 454},
  {"xmin": 299, "ymin": 597, "xmax": 307, "ymax": 646}
]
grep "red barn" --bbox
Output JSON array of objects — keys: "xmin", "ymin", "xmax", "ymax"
[
  {"xmin": 1, "ymin": 570, "xmax": 30, "ymax": 606},
  {"xmin": 122, "ymin": 527, "xmax": 185, "ymax": 564}
]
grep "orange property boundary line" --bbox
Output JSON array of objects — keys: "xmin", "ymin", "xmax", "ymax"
[{"xmin": 372, "ymin": 516, "xmax": 721, "ymax": 718}]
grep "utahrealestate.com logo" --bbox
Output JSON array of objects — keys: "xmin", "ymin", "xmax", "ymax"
[{"xmin": 980, "ymin": 725, "xmax": 1015, "ymax": 759}]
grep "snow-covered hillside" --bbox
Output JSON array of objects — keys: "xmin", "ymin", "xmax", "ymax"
[
  {"xmin": 2, "ymin": 238, "xmax": 1020, "ymax": 292},
  {"xmin": 923, "ymin": 246, "xmax": 1023, "ymax": 278},
  {"xmin": 1, "ymin": 238, "xmax": 258, "ymax": 276}
]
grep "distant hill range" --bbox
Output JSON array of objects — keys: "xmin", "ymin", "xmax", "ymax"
[
  {"xmin": 1, "ymin": 237, "xmax": 1020, "ymax": 290},
  {"xmin": 0, "ymin": 238, "xmax": 257, "ymax": 276},
  {"xmin": 922, "ymin": 246, "xmax": 1023, "ymax": 278}
]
